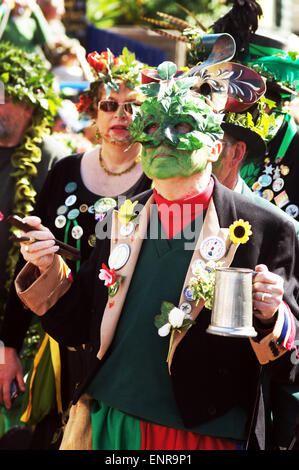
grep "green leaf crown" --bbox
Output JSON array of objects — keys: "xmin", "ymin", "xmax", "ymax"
[
  {"xmin": 129, "ymin": 61, "xmax": 224, "ymax": 150},
  {"xmin": 0, "ymin": 42, "xmax": 60, "ymax": 117}
]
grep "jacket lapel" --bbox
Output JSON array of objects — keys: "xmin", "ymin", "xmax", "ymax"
[
  {"xmin": 167, "ymin": 197, "xmax": 240, "ymax": 372},
  {"xmin": 97, "ymin": 194, "xmax": 155, "ymax": 359},
  {"xmin": 97, "ymin": 182, "xmax": 241, "ymax": 364}
]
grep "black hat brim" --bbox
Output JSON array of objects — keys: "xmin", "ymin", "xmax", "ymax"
[{"xmin": 221, "ymin": 122, "xmax": 267, "ymax": 161}]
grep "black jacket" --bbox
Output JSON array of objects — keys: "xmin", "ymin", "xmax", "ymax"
[{"xmin": 39, "ymin": 178, "xmax": 299, "ymax": 448}]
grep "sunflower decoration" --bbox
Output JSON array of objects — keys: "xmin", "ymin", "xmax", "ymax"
[{"xmin": 229, "ymin": 219, "xmax": 252, "ymax": 245}]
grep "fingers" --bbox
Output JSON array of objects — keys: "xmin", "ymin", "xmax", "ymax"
[
  {"xmin": 16, "ymin": 371, "xmax": 25, "ymax": 393},
  {"xmin": 253, "ymin": 265, "xmax": 284, "ymax": 321},
  {"xmin": 2, "ymin": 380, "xmax": 12, "ymax": 409}
]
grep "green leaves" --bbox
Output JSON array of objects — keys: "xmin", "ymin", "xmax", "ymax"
[
  {"xmin": 154, "ymin": 301, "xmax": 174, "ymax": 329},
  {"xmin": 0, "ymin": 42, "xmax": 60, "ymax": 116},
  {"xmin": 157, "ymin": 61, "xmax": 177, "ymax": 80}
]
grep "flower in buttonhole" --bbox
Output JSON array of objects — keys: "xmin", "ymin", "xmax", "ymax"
[
  {"xmin": 189, "ymin": 261, "xmax": 224, "ymax": 310},
  {"xmin": 158, "ymin": 322, "xmax": 172, "ymax": 337},
  {"xmin": 229, "ymin": 219, "xmax": 252, "ymax": 245},
  {"xmin": 155, "ymin": 301, "xmax": 195, "ymax": 362},
  {"xmin": 118, "ymin": 199, "xmax": 138, "ymax": 226},
  {"xmin": 168, "ymin": 307, "xmax": 186, "ymax": 329},
  {"xmin": 99, "ymin": 263, "xmax": 116, "ymax": 287}
]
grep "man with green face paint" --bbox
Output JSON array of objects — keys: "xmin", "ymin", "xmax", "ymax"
[
  {"xmin": 10, "ymin": 61, "xmax": 299, "ymax": 452},
  {"xmin": 130, "ymin": 62, "xmax": 223, "ymax": 197}
]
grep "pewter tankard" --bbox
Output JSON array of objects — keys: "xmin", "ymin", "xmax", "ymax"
[{"xmin": 206, "ymin": 267, "xmax": 258, "ymax": 338}]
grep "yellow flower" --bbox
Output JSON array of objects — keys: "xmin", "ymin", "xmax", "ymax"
[
  {"xmin": 229, "ymin": 219, "xmax": 252, "ymax": 244},
  {"xmin": 118, "ymin": 199, "xmax": 138, "ymax": 225}
]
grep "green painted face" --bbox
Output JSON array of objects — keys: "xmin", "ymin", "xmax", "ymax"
[
  {"xmin": 141, "ymin": 135, "xmax": 211, "ymax": 179},
  {"xmin": 129, "ymin": 62, "xmax": 223, "ymax": 178}
]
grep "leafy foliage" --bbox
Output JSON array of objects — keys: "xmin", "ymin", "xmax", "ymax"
[
  {"xmin": 0, "ymin": 42, "xmax": 60, "ymax": 115},
  {"xmin": 86, "ymin": 0, "xmax": 228, "ymax": 28},
  {"xmin": 225, "ymin": 96, "xmax": 282, "ymax": 143},
  {"xmin": 129, "ymin": 61, "xmax": 224, "ymax": 150}
]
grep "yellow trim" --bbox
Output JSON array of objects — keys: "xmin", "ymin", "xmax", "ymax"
[
  {"xmin": 20, "ymin": 333, "xmax": 50, "ymax": 423},
  {"xmin": 20, "ymin": 333, "xmax": 62, "ymax": 423},
  {"xmin": 49, "ymin": 336, "xmax": 62, "ymax": 414}
]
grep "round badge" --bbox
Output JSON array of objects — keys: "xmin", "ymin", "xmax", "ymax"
[
  {"xmin": 120, "ymin": 221, "xmax": 135, "ymax": 237},
  {"xmin": 71, "ymin": 225, "xmax": 83, "ymax": 239},
  {"xmin": 79, "ymin": 204, "xmax": 88, "ymax": 213},
  {"xmin": 200, "ymin": 236, "xmax": 226, "ymax": 261},
  {"xmin": 57, "ymin": 204, "xmax": 68, "ymax": 216},
  {"xmin": 108, "ymin": 281, "xmax": 119, "ymax": 297},
  {"xmin": 262, "ymin": 189, "xmax": 274, "ymax": 202},
  {"xmin": 191, "ymin": 258, "xmax": 205, "ymax": 275},
  {"xmin": 65, "ymin": 182, "xmax": 77, "ymax": 193},
  {"xmin": 180, "ymin": 302, "xmax": 192, "ymax": 315},
  {"xmin": 258, "ymin": 174, "xmax": 272, "ymax": 187},
  {"xmin": 67, "ymin": 208, "xmax": 80, "ymax": 220},
  {"xmin": 251, "ymin": 181, "xmax": 262, "ymax": 192},
  {"xmin": 65, "ymin": 194, "xmax": 77, "ymax": 206},
  {"xmin": 272, "ymin": 177, "xmax": 284, "ymax": 192},
  {"xmin": 280, "ymin": 165, "xmax": 290, "ymax": 176},
  {"xmin": 55, "ymin": 215, "xmax": 66, "ymax": 229},
  {"xmin": 88, "ymin": 234, "xmax": 97, "ymax": 247},
  {"xmin": 94, "ymin": 197, "xmax": 117, "ymax": 214},
  {"xmin": 88, "ymin": 205, "xmax": 95, "ymax": 214},
  {"xmin": 108, "ymin": 243, "xmax": 131, "ymax": 270},
  {"xmin": 95, "ymin": 212, "xmax": 106, "ymax": 222},
  {"xmin": 285, "ymin": 204, "xmax": 299, "ymax": 219},
  {"xmin": 183, "ymin": 286, "xmax": 196, "ymax": 302}
]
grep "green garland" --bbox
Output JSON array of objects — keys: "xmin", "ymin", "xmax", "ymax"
[{"xmin": 4, "ymin": 111, "xmax": 52, "ymax": 292}]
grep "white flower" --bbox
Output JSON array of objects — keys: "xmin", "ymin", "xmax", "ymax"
[
  {"xmin": 158, "ymin": 323, "xmax": 171, "ymax": 337},
  {"xmin": 99, "ymin": 268, "xmax": 114, "ymax": 287},
  {"xmin": 168, "ymin": 307, "xmax": 185, "ymax": 328}
]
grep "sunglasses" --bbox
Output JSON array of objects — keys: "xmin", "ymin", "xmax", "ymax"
[{"xmin": 98, "ymin": 100, "xmax": 141, "ymax": 114}]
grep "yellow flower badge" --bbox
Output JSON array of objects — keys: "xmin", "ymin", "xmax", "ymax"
[
  {"xmin": 229, "ymin": 219, "xmax": 252, "ymax": 244},
  {"xmin": 118, "ymin": 199, "xmax": 138, "ymax": 226}
]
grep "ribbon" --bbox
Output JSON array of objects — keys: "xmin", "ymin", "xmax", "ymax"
[
  {"xmin": 20, "ymin": 334, "xmax": 62, "ymax": 423},
  {"xmin": 275, "ymin": 114, "xmax": 297, "ymax": 162}
]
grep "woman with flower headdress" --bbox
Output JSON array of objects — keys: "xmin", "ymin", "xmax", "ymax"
[{"xmin": 0, "ymin": 46, "xmax": 151, "ymax": 449}]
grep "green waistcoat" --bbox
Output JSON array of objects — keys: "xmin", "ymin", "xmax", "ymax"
[{"xmin": 87, "ymin": 208, "xmax": 247, "ymax": 440}]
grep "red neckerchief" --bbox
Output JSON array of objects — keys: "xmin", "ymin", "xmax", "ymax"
[{"xmin": 153, "ymin": 177, "xmax": 214, "ymax": 239}]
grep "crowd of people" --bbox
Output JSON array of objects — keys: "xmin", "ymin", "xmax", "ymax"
[{"xmin": 0, "ymin": 0, "xmax": 298, "ymax": 452}]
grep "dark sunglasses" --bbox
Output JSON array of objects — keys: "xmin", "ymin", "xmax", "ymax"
[{"xmin": 98, "ymin": 100, "xmax": 141, "ymax": 114}]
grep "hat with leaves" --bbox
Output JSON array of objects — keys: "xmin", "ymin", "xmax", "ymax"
[
  {"xmin": 220, "ymin": 95, "xmax": 281, "ymax": 161},
  {"xmin": 129, "ymin": 61, "xmax": 224, "ymax": 151},
  {"xmin": 0, "ymin": 41, "xmax": 60, "ymax": 117},
  {"xmin": 76, "ymin": 47, "xmax": 146, "ymax": 118}
]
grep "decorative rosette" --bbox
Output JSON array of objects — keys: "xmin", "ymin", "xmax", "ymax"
[{"xmin": 99, "ymin": 263, "xmax": 124, "ymax": 297}]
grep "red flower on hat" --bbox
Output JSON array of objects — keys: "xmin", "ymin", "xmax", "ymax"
[
  {"xmin": 75, "ymin": 94, "xmax": 93, "ymax": 115},
  {"xmin": 87, "ymin": 51, "xmax": 119, "ymax": 74}
]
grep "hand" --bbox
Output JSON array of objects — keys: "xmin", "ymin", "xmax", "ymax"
[
  {"xmin": 0, "ymin": 347, "xmax": 25, "ymax": 409},
  {"xmin": 252, "ymin": 264, "xmax": 284, "ymax": 323},
  {"xmin": 20, "ymin": 216, "xmax": 59, "ymax": 273}
]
